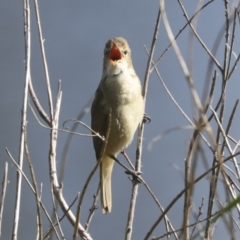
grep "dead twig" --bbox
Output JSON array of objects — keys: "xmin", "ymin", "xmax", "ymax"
[
  {"xmin": 0, "ymin": 162, "xmax": 8, "ymax": 238},
  {"xmin": 12, "ymin": 0, "xmax": 31, "ymax": 239}
]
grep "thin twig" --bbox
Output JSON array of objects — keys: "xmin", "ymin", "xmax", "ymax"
[
  {"xmin": 226, "ymin": 8, "xmax": 238, "ymax": 79},
  {"xmin": 49, "ymin": 186, "xmax": 63, "ymax": 240},
  {"xmin": 29, "ymin": 103, "xmax": 100, "ymax": 139},
  {"xmin": 29, "ymin": 77, "xmax": 51, "ymax": 126},
  {"xmin": 34, "ymin": 0, "xmax": 53, "ymax": 121},
  {"xmin": 153, "ymin": 211, "xmax": 219, "ymax": 240},
  {"xmin": 63, "ymin": 119, "xmax": 104, "ymax": 140},
  {"xmin": 224, "ymin": 99, "xmax": 239, "ymax": 153},
  {"xmin": 24, "ymin": 126, "xmax": 43, "ymax": 239},
  {"xmin": 210, "ymin": 106, "xmax": 240, "ymax": 179},
  {"xmin": 206, "ymin": 100, "xmax": 226, "ymax": 238},
  {"xmin": 0, "ymin": 162, "xmax": 8, "ymax": 238},
  {"xmin": 84, "ymin": 183, "xmax": 101, "ymax": 232},
  {"xmin": 177, "ymin": 0, "xmax": 222, "ymax": 71},
  {"xmin": 121, "ymin": 150, "xmax": 135, "ymax": 170},
  {"xmin": 228, "ymin": 53, "xmax": 240, "ymax": 79},
  {"xmin": 161, "ymin": 0, "xmax": 205, "ymax": 117},
  {"xmin": 150, "ymin": 0, "xmax": 214, "ymax": 73},
  {"xmin": 43, "ymin": 194, "xmax": 79, "ymax": 239},
  {"xmin": 190, "ymin": 197, "xmax": 204, "ymax": 238},
  {"xmin": 145, "ymin": 49, "xmax": 214, "ymax": 154},
  {"xmin": 29, "ymin": 103, "xmax": 102, "ymax": 138},
  {"xmin": 203, "ymin": 70, "xmax": 217, "ymax": 113},
  {"xmin": 43, "ymin": 194, "xmax": 80, "ymax": 239}
]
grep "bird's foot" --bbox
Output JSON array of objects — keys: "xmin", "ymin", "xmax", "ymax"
[
  {"xmin": 125, "ymin": 170, "xmax": 142, "ymax": 183},
  {"xmin": 143, "ymin": 113, "xmax": 151, "ymax": 124}
]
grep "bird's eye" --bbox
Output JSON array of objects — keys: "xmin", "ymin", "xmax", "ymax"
[{"xmin": 123, "ymin": 50, "xmax": 128, "ymax": 55}]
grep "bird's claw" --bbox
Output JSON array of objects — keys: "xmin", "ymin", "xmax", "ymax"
[
  {"xmin": 125, "ymin": 170, "xmax": 142, "ymax": 183},
  {"xmin": 143, "ymin": 113, "xmax": 151, "ymax": 124}
]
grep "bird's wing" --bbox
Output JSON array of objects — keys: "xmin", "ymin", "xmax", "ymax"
[{"xmin": 91, "ymin": 86, "xmax": 109, "ymax": 160}]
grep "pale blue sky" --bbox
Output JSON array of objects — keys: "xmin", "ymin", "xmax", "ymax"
[{"xmin": 1, "ymin": 1, "xmax": 240, "ymax": 239}]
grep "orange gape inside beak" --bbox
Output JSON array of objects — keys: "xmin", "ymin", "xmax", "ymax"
[{"xmin": 109, "ymin": 44, "xmax": 122, "ymax": 61}]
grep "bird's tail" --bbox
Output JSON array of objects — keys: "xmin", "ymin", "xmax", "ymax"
[{"xmin": 100, "ymin": 155, "xmax": 114, "ymax": 213}]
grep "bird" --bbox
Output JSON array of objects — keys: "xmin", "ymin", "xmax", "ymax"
[{"xmin": 91, "ymin": 37, "xmax": 144, "ymax": 213}]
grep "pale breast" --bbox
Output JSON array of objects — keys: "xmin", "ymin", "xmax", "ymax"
[
  {"xmin": 105, "ymin": 94, "xmax": 144, "ymax": 155},
  {"xmin": 101, "ymin": 66, "xmax": 144, "ymax": 155}
]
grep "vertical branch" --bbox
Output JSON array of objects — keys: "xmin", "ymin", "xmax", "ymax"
[
  {"xmin": 48, "ymin": 81, "xmax": 64, "ymax": 238},
  {"xmin": 0, "ymin": 162, "xmax": 8, "ymax": 238},
  {"xmin": 141, "ymin": 7, "xmax": 161, "ymax": 101},
  {"xmin": 205, "ymin": 106, "xmax": 225, "ymax": 238},
  {"xmin": 124, "ymin": 5, "xmax": 161, "ymax": 240},
  {"xmin": 183, "ymin": 132, "xmax": 196, "ymax": 239},
  {"xmin": 12, "ymin": 0, "xmax": 31, "ymax": 239},
  {"xmin": 50, "ymin": 82, "xmax": 62, "ymax": 188},
  {"xmin": 226, "ymin": 8, "xmax": 237, "ymax": 79},
  {"xmin": 223, "ymin": 0, "xmax": 230, "ymax": 79}
]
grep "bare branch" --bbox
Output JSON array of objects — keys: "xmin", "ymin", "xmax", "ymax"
[
  {"xmin": 84, "ymin": 183, "xmax": 100, "ymax": 232},
  {"xmin": 29, "ymin": 77, "xmax": 51, "ymax": 126},
  {"xmin": 12, "ymin": 0, "xmax": 31, "ymax": 239},
  {"xmin": 125, "ymin": 5, "xmax": 161, "ymax": 240},
  {"xmin": 0, "ymin": 162, "xmax": 8, "ymax": 238},
  {"xmin": 24, "ymin": 126, "xmax": 43, "ymax": 239},
  {"xmin": 210, "ymin": 106, "xmax": 240, "ymax": 179},
  {"xmin": 34, "ymin": 0, "xmax": 54, "ymax": 120}
]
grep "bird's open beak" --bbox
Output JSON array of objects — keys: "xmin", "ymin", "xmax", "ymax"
[{"xmin": 109, "ymin": 43, "xmax": 122, "ymax": 62}]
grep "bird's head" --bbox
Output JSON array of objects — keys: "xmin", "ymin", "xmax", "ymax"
[{"xmin": 103, "ymin": 37, "xmax": 133, "ymax": 72}]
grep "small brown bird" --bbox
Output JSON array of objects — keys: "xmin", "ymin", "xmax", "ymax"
[{"xmin": 91, "ymin": 37, "xmax": 144, "ymax": 213}]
